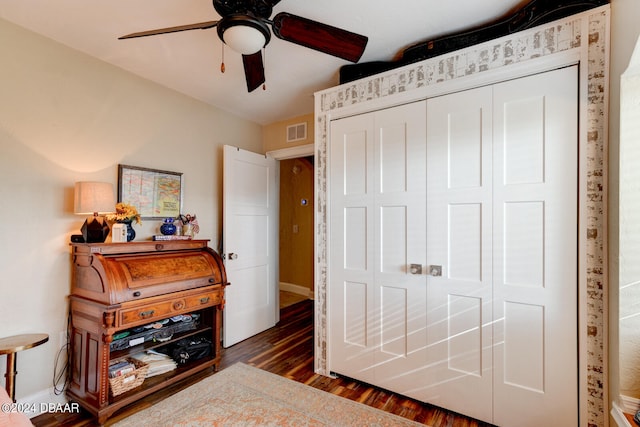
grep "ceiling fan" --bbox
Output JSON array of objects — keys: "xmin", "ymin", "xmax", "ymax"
[{"xmin": 119, "ymin": 0, "xmax": 369, "ymax": 92}]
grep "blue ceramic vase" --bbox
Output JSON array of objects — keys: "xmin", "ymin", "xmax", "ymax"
[
  {"xmin": 160, "ymin": 218, "xmax": 177, "ymax": 236},
  {"xmin": 117, "ymin": 220, "xmax": 136, "ymax": 242}
]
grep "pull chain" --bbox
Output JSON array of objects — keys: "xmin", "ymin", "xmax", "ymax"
[
  {"xmin": 262, "ymin": 48, "xmax": 266, "ymax": 90},
  {"xmin": 220, "ymin": 44, "xmax": 225, "ymax": 73}
]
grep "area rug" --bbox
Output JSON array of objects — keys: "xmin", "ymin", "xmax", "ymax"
[{"xmin": 113, "ymin": 362, "xmax": 425, "ymax": 426}]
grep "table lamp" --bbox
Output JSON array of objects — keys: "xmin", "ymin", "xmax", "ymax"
[{"xmin": 74, "ymin": 181, "xmax": 115, "ymax": 243}]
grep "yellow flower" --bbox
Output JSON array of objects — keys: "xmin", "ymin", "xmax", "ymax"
[{"xmin": 106, "ymin": 202, "xmax": 142, "ymax": 224}]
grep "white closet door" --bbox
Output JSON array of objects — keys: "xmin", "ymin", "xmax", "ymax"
[
  {"xmin": 424, "ymin": 86, "xmax": 494, "ymax": 422},
  {"xmin": 492, "ymin": 66, "xmax": 578, "ymax": 427},
  {"xmin": 329, "ymin": 112, "xmax": 376, "ymax": 383},
  {"xmin": 372, "ymin": 103, "xmax": 428, "ymax": 394},
  {"xmin": 329, "ymin": 102, "xmax": 428, "ymax": 392},
  {"xmin": 329, "ymin": 66, "xmax": 578, "ymax": 427}
]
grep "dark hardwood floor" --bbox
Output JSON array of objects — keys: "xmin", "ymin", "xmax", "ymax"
[{"xmin": 32, "ymin": 300, "xmax": 494, "ymax": 427}]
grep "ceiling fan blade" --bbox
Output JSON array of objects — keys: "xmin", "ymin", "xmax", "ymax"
[
  {"xmin": 272, "ymin": 12, "xmax": 367, "ymax": 63},
  {"xmin": 119, "ymin": 20, "xmax": 219, "ymax": 40},
  {"xmin": 242, "ymin": 51, "xmax": 265, "ymax": 92}
]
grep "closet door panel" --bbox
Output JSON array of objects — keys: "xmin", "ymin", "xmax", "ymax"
[
  {"xmin": 380, "ymin": 205, "xmax": 407, "ymax": 273},
  {"xmin": 448, "ymin": 203, "xmax": 483, "ymax": 282},
  {"xmin": 424, "ymin": 86, "xmax": 494, "ymax": 423},
  {"xmin": 343, "ymin": 281, "xmax": 368, "ymax": 347},
  {"xmin": 379, "ymin": 122, "xmax": 408, "ymax": 193},
  {"xmin": 372, "ymin": 102, "xmax": 428, "ymax": 395},
  {"xmin": 329, "ymin": 114, "xmax": 376, "ymax": 383},
  {"xmin": 448, "ymin": 107, "xmax": 484, "ymax": 189},
  {"xmin": 343, "ymin": 131, "xmax": 369, "ymax": 195},
  {"xmin": 380, "ymin": 285, "xmax": 408, "ymax": 356},
  {"xmin": 502, "ymin": 95, "xmax": 545, "ymax": 185},
  {"xmin": 503, "ymin": 201, "xmax": 545, "ymax": 287},
  {"xmin": 344, "ymin": 207, "xmax": 367, "ymax": 270},
  {"xmin": 329, "ymin": 101, "xmax": 428, "ymax": 393},
  {"xmin": 447, "ymin": 294, "xmax": 483, "ymax": 375},
  {"xmin": 492, "ymin": 65, "xmax": 578, "ymax": 427}
]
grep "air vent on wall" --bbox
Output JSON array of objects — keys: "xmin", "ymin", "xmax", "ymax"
[{"xmin": 286, "ymin": 122, "xmax": 307, "ymax": 142}]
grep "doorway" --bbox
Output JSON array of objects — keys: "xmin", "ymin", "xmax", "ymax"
[
  {"xmin": 267, "ymin": 144, "xmax": 316, "ymax": 311},
  {"xmin": 279, "ymin": 156, "xmax": 314, "ymax": 309}
]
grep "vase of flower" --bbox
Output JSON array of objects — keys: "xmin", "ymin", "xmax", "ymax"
[
  {"xmin": 182, "ymin": 223, "xmax": 194, "ymax": 237},
  {"xmin": 177, "ymin": 213, "xmax": 199, "ymax": 239},
  {"xmin": 160, "ymin": 218, "xmax": 176, "ymax": 235},
  {"xmin": 106, "ymin": 203, "xmax": 141, "ymax": 242},
  {"xmin": 118, "ymin": 219, "xmax": 136, "ymax": 242}
]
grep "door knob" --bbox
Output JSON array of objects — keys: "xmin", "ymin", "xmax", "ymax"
[
  {"xmin": 228, "ymin": 253, "xmax": 238, "ymax": 260},
  {"xmin": 409, "ymin": 264, "xmax": 423, "ymax": 275},
  {"xmin": 428, "ymin": 265, "xmax": 442, "ymax": 276}
]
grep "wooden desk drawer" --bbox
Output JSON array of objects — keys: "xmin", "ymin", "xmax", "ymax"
[
  {"xmin": 117, "ymin": 288, "xmax": 222, "ymax": 327},
  {"xmin": 119, "ymin": 301, "xmax": 176, "ymax": 326},
  {"xmin": 184, "ymin": 291, "xmax": 221, "ymax": 309}
]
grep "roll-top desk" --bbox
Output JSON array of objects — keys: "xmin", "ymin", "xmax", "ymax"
[{"xmin": 67, "ymin": 240, "xmax": 228, "ymax": 425}]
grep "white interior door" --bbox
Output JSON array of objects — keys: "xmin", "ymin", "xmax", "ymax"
[
  {"xmin": 328, "ymin": 66, "xmax": 578, "ymax": 426},
  {"xmin": 424, "ymin": 85, "xmax": 494, "ymax": 422},
  {"xmin": 492, "ymin": 66, "xmax": 578, "ymax": 427},
  {"xmin": 372, "ymin": 103, "xmax": 428, "ymax": 394},
  {"xmin": 329, "ymin": 112, "xmax": 375, "ymax": 382},
  {"xmin": 223, "ymin": 145, "xmax": 278, "ymax": 347},
  {"xmin": 329, "ymin": 102, "xmax": 427, "ymax": 393},
  {"xmin": 425, "ymin": 66, "xmax": 578, "ymax": 425}
]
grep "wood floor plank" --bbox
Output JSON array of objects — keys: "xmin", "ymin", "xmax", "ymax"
[{"xmin": 32, "ymin": 300, "xmax": 494, "ymax": 427}]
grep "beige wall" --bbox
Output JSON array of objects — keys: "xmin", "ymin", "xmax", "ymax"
[
  {"xmin": 611, "ymin": 0, "xmax": 640, "ymax": 410},
  {"xmin": 0, "ymin": 17, "xmax": 262, "ymax": 405},
  {"xmin": 619, "ymin": 43, "xmax": 640, "ymax": 398},
  {"xmin": 263, "ymin": 113, "xmax": 314, "ymax": 152}
]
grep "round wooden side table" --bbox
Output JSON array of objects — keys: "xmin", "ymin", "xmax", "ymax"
[{"xmin": 0, "ymin": 333, "xmax": 49, "ymax": 402}]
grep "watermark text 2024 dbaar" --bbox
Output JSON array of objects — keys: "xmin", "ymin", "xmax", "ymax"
[{"xmin": 1, "ymin": 401, "xmax": 80, "ymax": 414}]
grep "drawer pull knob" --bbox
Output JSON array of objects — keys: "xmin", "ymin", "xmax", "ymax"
[
  {"xmin": 139, "ymin": 310, "xmax": 155, "ymax": 318},
  {"xmin": 173, "ymin": 301, "xmax": 185, "ymax": 310},
  {"xmin": 200, "ymin": 297, "xmax": 210, "ymax": 304}
]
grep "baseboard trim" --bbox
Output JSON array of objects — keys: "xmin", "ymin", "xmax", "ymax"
[
  {"xmin": 280, "ymin": 282, "xmax": 313, "ymax": 299},
  {"xmin": 612, "ymin": 396, "xmax": 640, "ymax": 427},
  {"xmin": 620, "ymin": 395, "xmax": 640, "ymax": 415},
  {"xmin": 612, "ymin": 401, "xmax": 633, "ymax": 427},
  {"xmin": 17, "ymin": 387, "xmax": 70, "ymax": 418}
]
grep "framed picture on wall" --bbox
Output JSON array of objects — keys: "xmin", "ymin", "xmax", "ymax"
[{"xmin": 117, "ymin": 164, "xmax": 183, "ymax": 219}]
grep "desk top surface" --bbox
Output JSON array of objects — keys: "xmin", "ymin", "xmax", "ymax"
[{"xmin": 0, "ymin": 334, "xmax": 49, "ymax": 354}]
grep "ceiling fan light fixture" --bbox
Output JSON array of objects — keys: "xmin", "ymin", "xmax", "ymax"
[{"xmin": 217, "ymin": 15, "xmax": 271, "ymax": 55}]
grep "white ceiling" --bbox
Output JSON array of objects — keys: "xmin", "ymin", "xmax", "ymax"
[{"xmin": 0, "ymin": 0, "xmax": 525, "ymax": 125}]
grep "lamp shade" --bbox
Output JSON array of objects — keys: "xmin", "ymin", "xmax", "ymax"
[
  {"xmin": 74, "ymin": 182, "xmax": 115, "ymax": 215},
  {"xmin": 223, "ymin": 25, "xmax": 267, "ymax": 55}
]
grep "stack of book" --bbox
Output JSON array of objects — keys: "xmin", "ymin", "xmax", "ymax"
[
  {"xmin": 108, "ymin": 360, "xmax": 136, "ymax": 378},
  {"xmin": 152, "ymin": 235, "xmax": 192, "ymax": 241}
]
